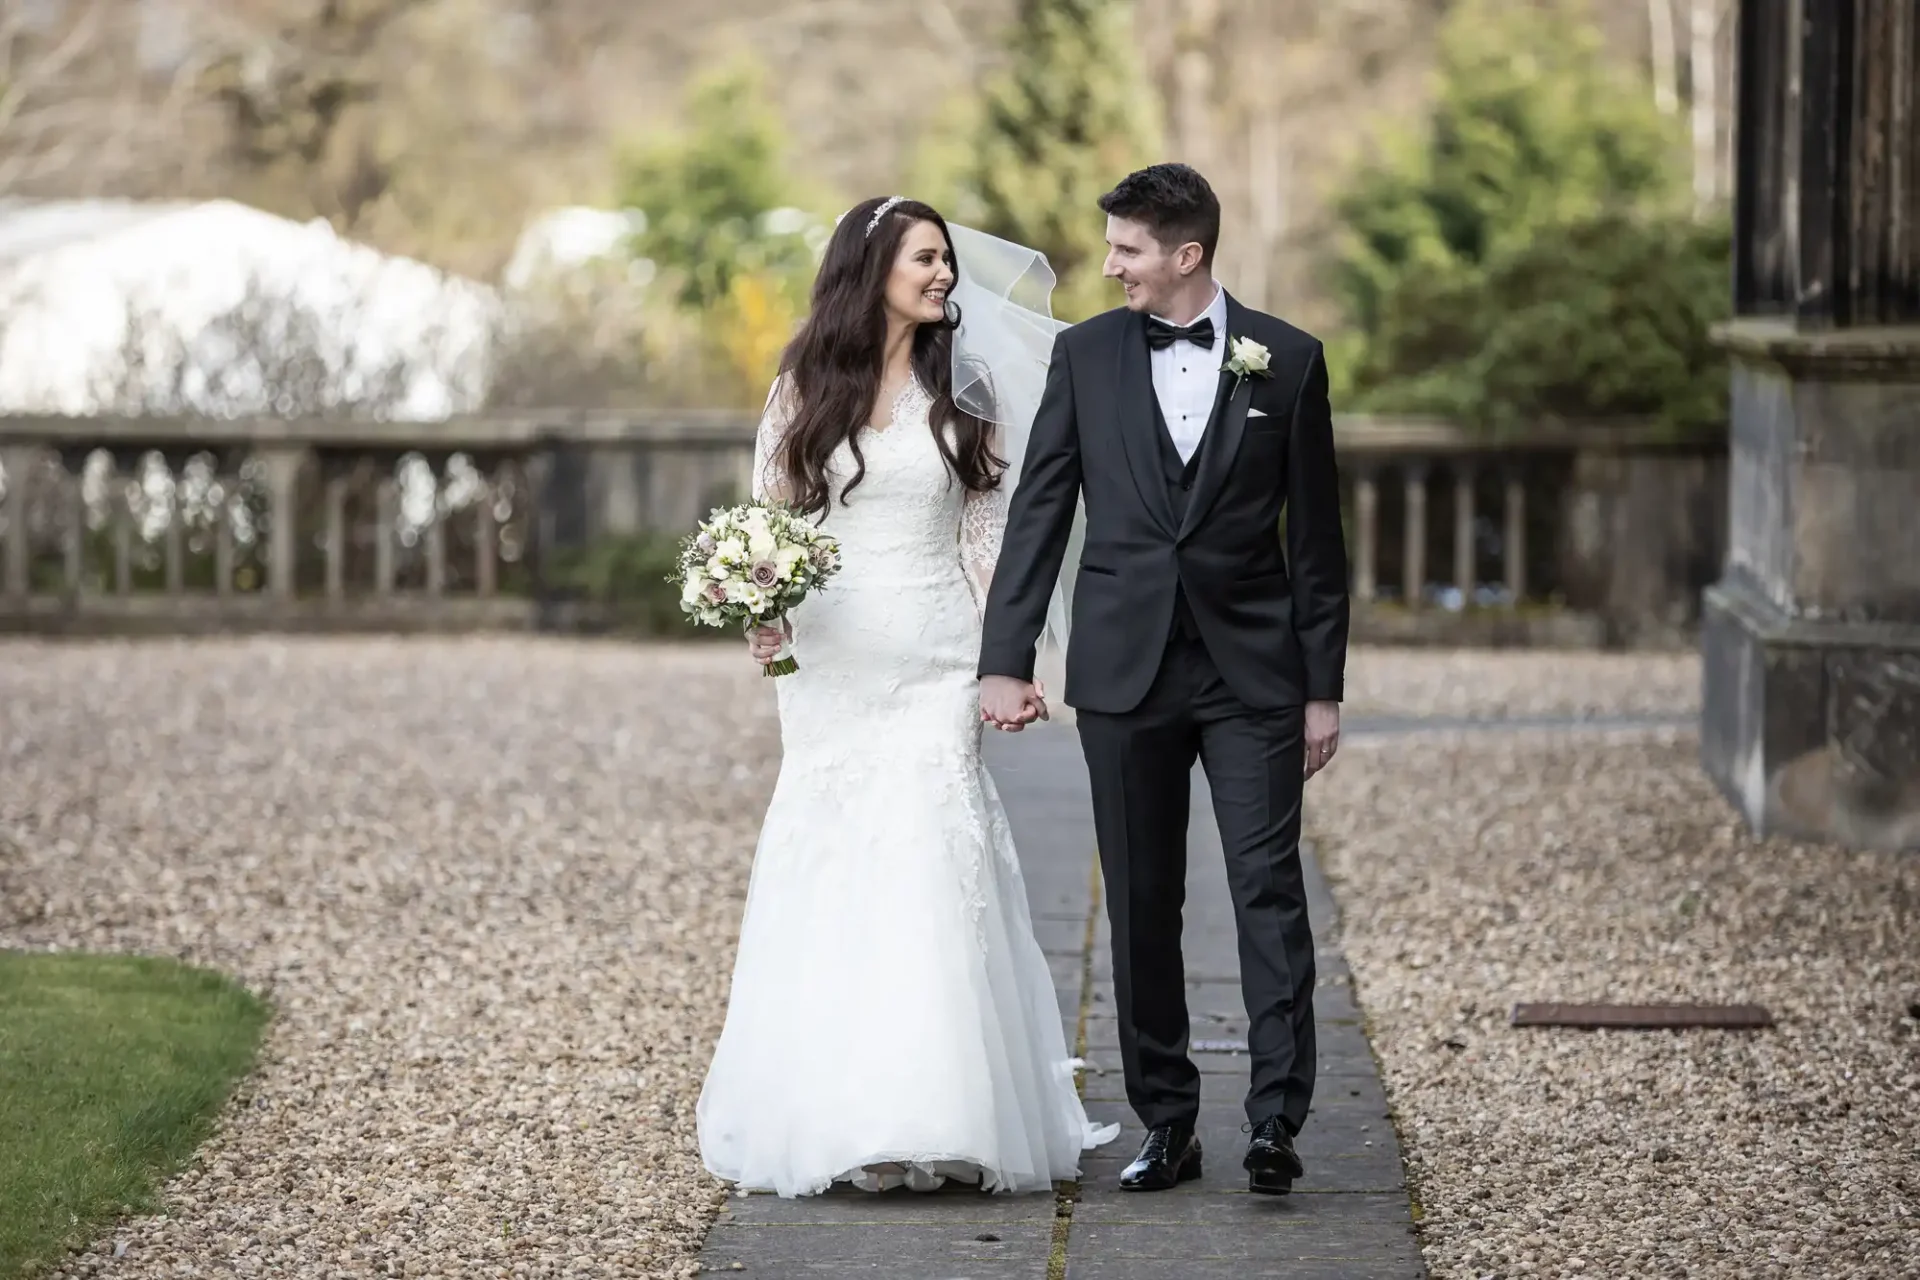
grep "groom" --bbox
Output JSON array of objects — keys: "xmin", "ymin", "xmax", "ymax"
[{"xmin": 978, "ymin": 164, "xmax": 1350, "ymax": 1196}]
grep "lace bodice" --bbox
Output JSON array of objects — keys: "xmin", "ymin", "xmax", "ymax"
[{"xmin": 752, "ymin": 374, "xmax": 1007, "ymax": 612}]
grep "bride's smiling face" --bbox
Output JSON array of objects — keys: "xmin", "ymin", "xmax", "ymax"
[{"xmin": 882, "ymin": 219, "xmax": 956, "ymax": 328}]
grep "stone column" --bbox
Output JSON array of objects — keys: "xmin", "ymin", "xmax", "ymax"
[
  {"xmin": 1701, "ymin": 330, "xmax": 1920, "ymax": 851},
  {"xmin": 1703, "ymin": 0, "xmax": 1920, "ymax": 851}
]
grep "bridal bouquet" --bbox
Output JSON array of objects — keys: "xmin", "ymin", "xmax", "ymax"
[{"xmin": 672, "ymin": 501, "xmax": 841, "ymax": 677}]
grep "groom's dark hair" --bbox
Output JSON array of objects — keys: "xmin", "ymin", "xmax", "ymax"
[{"xmin": 1098, "ymin": 164, "xmax": 1221, "ymax": 267}]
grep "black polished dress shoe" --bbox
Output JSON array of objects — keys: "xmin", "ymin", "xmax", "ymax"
[
  {"xmin": 1118, "ymin": 1123, "xmax": 1202, "ymax": 1191},
  {"xmin": 1243, "ymin": 1117, "xmax": 1305, "ymax": 1195}
]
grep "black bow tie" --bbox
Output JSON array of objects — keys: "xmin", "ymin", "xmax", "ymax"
[{"xmin": 1145, "ymin": 315, "xmax": 1216, "ymax": 351}]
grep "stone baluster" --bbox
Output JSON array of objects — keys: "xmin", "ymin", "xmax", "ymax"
[
  {"xmin": 475, "ymin": 470, "xmax": 499, "ymax": 598},
  {"xmin": 1352, "ymin": 467, "xmax": 1378, "ymax": 603},
  {"xmin": 162, "ymin": 458, "xmax": 187, "ymax": 597},
  {"xmin": 1504, "ymin": 472, "xmax": 1527, "ymax": 604},
  {"xmin": 424, "ymin": 461, "xmax": 447, "ymax": 597},
  {"xmin": 214, "ymin": 487, "xmax": 236, "ymax": 596},
  {"xmin": 522, "ymin": 449, "xmax": 554, "ymax": 606},
  {"xmin": 1402, "ymin": 464, "xmax": 1428, "ymax": 607},
  {"xmin": 1453, "ymin": 464, "xmax": 1476, "ymax": 605},
  {"xmin": 257, "ymin": 447, "xmax": 307, "ymax": 600},
  {"xmin": 323, "ymin": 465, "xmax": 350, "ymax": 600},
  {"xmin": 61, "ymin": 452, "xmax": 85, "ymax": 596},
  {"xmin": 375, "ymin": 472, "xmax": 399, "ymax": 596},
  {"xmin": 2, "ymin": 446, "xmax": 32, "ymax": 601},
  {"xmin": 110, "ymin": 457, "xmax": 134, "ymax": 596}
]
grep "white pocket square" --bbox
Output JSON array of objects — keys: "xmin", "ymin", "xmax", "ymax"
[{"xmin": 1248, "ymin": 408, "xmax": 1268, "ymax": 418}]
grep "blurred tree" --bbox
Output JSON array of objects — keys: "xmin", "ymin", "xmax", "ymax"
[
  {"xmin": 917, "ymin": 0, "xmax": 1159, "ymax": 321},
  {"xmin": 615, "ymin": 58, "xmax": 832, "ymax": 405},
  {"xmin": 0, "ymin": 0, "xmax": 208, "ymax": 196},
  {"xmin": 616, "ymin": 59, "xmax": 823, "ymax": 312},
  {"xmin": 1328, "ymin": 0, "xmax": 1728, "ymax": 437},
  {"xmin": 199, "ymin": 0, "xmax": 569, "ymax": 278}
]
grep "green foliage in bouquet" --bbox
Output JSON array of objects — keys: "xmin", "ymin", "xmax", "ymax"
[{"xmin": 1327, "ymin": 0, "xmax": 1730, "ymax": 439}]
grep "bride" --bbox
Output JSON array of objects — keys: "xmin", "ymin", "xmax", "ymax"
[{"xmin": 695, "ymin": 195, "xmax": 1116, "ymax": 1196}]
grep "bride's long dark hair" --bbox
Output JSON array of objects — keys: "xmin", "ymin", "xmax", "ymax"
[{"xmin": 774, "ymin": 196, "xmax": 1003, "ymax": 520}]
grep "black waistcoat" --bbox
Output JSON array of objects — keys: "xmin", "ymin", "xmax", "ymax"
[{"xmin": 1150, "ymin": 370, "xmax": 1229, "ymax": 640}]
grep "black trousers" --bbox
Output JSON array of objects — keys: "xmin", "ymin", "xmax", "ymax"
[{"xmin": 1076, "ymin": 630, "xmax": 1316, "ymax": 1134}]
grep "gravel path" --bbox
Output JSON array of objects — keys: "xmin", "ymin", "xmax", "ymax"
[
  {"xmin": 1309, "ymin": 727, "xmax": 1920, "ymax": 1279},
  {"xmin": 1340, "ymin": 646, "xmax": 1701, "ymax": 720},
  {"xmin": 6, "ymin": 637, "xmax": 1901, "ymax": 1278},
  {"xmin": 0, "ymin": 637, "xmax": 778, "ymax": 1279}
]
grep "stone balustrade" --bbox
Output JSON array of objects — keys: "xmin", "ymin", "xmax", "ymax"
[
  {"xmin": 0, "ymin": 411, "xmax": 751, "ymax": 633},
  {"xmin": 0, "ymin": 412, "xmax": 1722, "ymax": 642}
]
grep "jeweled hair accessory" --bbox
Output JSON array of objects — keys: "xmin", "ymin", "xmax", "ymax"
[{"xmin": 864, "ymin": 196, "xmax": 906, "ymax": 238}]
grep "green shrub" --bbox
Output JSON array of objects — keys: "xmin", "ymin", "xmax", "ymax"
[
  {"xmin": 1328, "ymin": 0, "xmax": 1729, "ymax": 438},
  {"xmin": 543, "ymin": 533, "xmax": 715, "ymax": 638}
]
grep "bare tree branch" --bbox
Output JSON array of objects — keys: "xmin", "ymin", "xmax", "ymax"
[{"xmin": 0, "ymin": 0, "xmax": 210, "ymax": 195}]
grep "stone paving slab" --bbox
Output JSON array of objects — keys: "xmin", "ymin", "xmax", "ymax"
[
  {"xmin": 699, "ymin": 1220, "xmax": 1055, "ymax": 1276},
  {"xmin": 725, "ymin": 1184, "xmax": 1064, "ymax": 1226},
  {"xmin": 1064, "ymin": 746, "xmax": 1422, "ymax": 1279},
  {"xmin": 1066, "ymin": 1214, "xmax": 1422, "ymax": 1280},
  {"xmin": 696, "ymin": 725, "xmax": 1422, "ymax": 1278}
]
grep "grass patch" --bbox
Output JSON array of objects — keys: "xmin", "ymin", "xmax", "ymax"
[{"xmin": 0, "ymin": 951, "xmax": 269, "ymax": 1277}]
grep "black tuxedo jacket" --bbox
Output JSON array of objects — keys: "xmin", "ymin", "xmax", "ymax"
[{"xmin": 978, "ymin": 294, "xmax": 1350, "ymax": 714}]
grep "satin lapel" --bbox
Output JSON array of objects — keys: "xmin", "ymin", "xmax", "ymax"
[
  {"xmin": 1178, "ymin": 298, "xmax": 1255, "ymax": 541},
  {"xmin": 1115, "ymin": 312, "xmax": 1178, "ymax": 537}
]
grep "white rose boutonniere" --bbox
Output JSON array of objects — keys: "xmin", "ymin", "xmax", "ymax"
[{"xmin": 1224, "ymin": 336, "xmax": 1273, "ymax": 392}]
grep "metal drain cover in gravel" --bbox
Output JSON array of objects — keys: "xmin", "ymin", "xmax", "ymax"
[{"xmin": 1510, "ymin": 1002, "xmax": 1775, "ymax": 1029}]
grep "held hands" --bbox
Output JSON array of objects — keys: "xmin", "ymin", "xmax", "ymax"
[
  {"xmin": 980, "ymin": 675, "xmax": 1049, "ymax": 732},
  {"xmin": 747, "ymin": 617, "xmax": 792, "ymax": 665},
  {"xmin": 1304, "ymin": 700, "xmax": 1340, "ymax": 780}
]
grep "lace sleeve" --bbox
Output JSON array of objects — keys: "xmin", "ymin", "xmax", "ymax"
[
  {"xmin": 960, "ymin": 442, "xmax": 1009, "ymax": 617},
  {"xmin": 752, "ymin": 374, "xmax": 797, "ymax": 502}
]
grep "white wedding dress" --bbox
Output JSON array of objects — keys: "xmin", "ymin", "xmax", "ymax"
[{"xmin": 696, "ymin": 376, "xmax": 1117, "ymax": 1197}]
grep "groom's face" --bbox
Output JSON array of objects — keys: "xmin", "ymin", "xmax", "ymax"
[{"xmin": 1102, "ymin": 216, "xmax": 1193, "ymax": 315}]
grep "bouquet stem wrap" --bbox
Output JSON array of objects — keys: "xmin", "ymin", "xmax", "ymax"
[{"xmin": 755, "ymin": 615, "xmax": 797, "ymax": 678}]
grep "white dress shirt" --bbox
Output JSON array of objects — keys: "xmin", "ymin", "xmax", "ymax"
[{"xmin": 1149, "ymin": 285, "xmax": 1229, "ymax": 465}]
